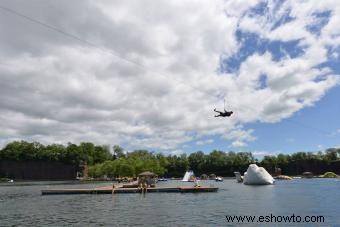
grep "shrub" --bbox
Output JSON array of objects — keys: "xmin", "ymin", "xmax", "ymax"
[
  {"xmin": 0, "ymin": 177, "xmax": 10, "ymax": 182},
  {"xmin": 322, "ymin": 172, "xmax": 338, "ymax": 178}
]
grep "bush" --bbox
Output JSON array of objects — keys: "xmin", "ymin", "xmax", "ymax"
[
  {"xmin": 0, "ymin": 177, "xmax": 10, "ymax": 182},
  {"xmin": 322, "ymin": 172, "xmax": 338, "ymax": 178}
]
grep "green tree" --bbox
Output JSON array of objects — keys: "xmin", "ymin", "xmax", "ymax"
[
  {"xmin": 93, "ymin": 145, "xmax": 112, "ymax": 164},
  {"xmin": 43, "ymin": 144, "xmax": 66, "ymax": 161},
  {"xmin": 113, "ymin": 145, "xmax": 125, "ymax": 159},
  {"xmin": 88, "ymin": 163, "xmax": 103, "ymax": 178},
  {"xmin": 79, "ymin": 142, "xmax": 95, "ymax": 165},
  {"xmin": 117, "ymin": 161, "xmax": 135, "ymax": 177},
  {"xmin": 188, "ymin": 151, "xmax": 205, "ymax": 174},
  {"xmin": 101, "ymin": 160, "xmax": 117, "ymax": 178},
  {"xmin": 64, "ymin": 143, "xmax": 82, "ymax": 164},
  {"xmin": 0, "ymin": 141, "xmax": 24, "ymax": 160},
  {"xmin": 324, "ymin": 148, "xmax": 338, "ymax": 162}
]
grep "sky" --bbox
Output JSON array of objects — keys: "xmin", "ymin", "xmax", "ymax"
[{"xmin": 0, "ymin": 0, "xmax": 339, "ymax": 157}]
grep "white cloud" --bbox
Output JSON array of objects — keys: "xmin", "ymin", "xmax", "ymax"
[
  {"xmin": 252, "ymin": 150, "xmax": 281, "ymax": 159},
  {"xmin": 231, "ymin": 140, "xmax": 247, "ymax": 148},
  {"xmin": 196, "ymin": 139, "xmax": 214, "ymax": 146},
  {"xmin": 162, "ymin": 149, "xmax": 184, "ymax": 156},
  {"xmin": 0, "ymin": 0, "xmax": 339, "ymax": 150},
  {"xmin": 223, "ymin": 127, "xmax": 256, "ymax": 147},
  {"xmin": 329, "ymin": 129, "xmax": 340, "ymax": 137}
]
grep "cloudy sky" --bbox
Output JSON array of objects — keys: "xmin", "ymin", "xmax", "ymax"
[{"xmin": 0, "ymin": 0, "xmax": 339, "ymax": 155}]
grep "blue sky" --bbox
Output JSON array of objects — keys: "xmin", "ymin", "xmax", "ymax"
[
  {"xmin": 187, "ymin": 86, "xmax": 340, "ymax": 157},
  {"xmin": 181, "ymin": 1, "xmax": 340, "ymax": 156},
  {"xmin": 0, "ymin": 0, "xmax": 339, "ymax": 156}
]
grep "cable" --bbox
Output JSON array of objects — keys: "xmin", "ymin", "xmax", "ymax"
[
  {"xmin": 0, "ymin": 4, "xmax": 220, "ymax": 101},
  {"xmin": 0, "ymin": 5, "xmax": 146, "ymax": 69}
]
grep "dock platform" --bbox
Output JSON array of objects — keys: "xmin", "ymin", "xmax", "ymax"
[{"xmin": 41, "ymin": 186, "xmax": 218, "ymax": 195}]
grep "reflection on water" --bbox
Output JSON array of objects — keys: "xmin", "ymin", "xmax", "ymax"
[{"xmin": 0, "ymin": 179, "xmax": 339, "ymax": 226}]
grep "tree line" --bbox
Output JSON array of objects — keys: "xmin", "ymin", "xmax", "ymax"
[
  {"xmin": 0, "ymin": 141, "xmax": 339, "ymax": 177},
  {"xmin": 0, "ymin": 141, "xmax": 111, "ymax": 165}
]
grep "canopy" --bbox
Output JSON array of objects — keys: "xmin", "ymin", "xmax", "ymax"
[{"xmin": 138, "ymin": 171, "xmax": 157, "ymax": 176}]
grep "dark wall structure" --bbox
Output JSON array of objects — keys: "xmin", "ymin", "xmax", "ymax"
[
  {"xmin": 0, "ymin": 160, "xmax": 78, "ymax": 180},
  {"xmin": 263, "ymin": 160, "xmax": 340, "ymax": 176},
  {"xmin": 330, "ymin": 160, "xmax": 340, "ymax": 174}
]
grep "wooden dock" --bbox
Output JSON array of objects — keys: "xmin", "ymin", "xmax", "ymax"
[{"xmin": 41, "ymin": 186, "xmax": 218, "ymax": 195}]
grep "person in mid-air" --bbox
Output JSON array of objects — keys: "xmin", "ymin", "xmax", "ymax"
[{"xmin": 214, "ymin": 108, "xmax": 233, "ymax": 117}]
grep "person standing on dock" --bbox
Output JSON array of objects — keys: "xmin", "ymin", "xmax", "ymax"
[
  {"xmin": 193, "ymin": 177, "xmax": 200, "ymax": 187},
  {"xmin": 143, "ymin": 181, "xmax": 147, "ymax": 193},
  {"xmin": 138, "ymin": 176, "xmax": 146, "ymax": 193},
  {"xmin": 112, "ymin": 184, "xmax": 115, "ymax": 195}
]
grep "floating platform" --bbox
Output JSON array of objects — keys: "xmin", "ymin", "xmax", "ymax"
[{"xmin": 41, "ymin": 186, "xmax": 218, "ymax": 195}]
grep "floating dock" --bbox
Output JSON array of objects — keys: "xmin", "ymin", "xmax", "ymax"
[{"xmin": 41, "ymin": 186, "xmax": 218, "ymax": 195}]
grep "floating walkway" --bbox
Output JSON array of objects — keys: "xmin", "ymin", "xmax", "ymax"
[{"xmin": 41, "ymin": 186, "xmax": 218, "ymax": 195}]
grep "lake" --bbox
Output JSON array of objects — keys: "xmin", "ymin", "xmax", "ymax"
[{"xmin": 0, "ymin": 179, "xmax": 339, "ymax": 226}]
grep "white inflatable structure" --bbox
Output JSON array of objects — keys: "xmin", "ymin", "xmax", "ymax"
[
  {"xmin": 182, "ymin": 170, "xmax": 194, "ymax": 182},
  {"xmin": 234, "ymin": 171, "xmax": 243, "ymax": 183},
  {"xmin": 243, "ymin": 164, "xmax": 275, "ymax": 185}
]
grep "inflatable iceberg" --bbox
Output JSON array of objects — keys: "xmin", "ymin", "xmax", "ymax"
[
  {"xmin": 182, "ymin": 170, "xmax": 195, "ymax": 182},
  {"xmin": 243, "ymin": 164, "xmax": 275, "ymax": 185}
]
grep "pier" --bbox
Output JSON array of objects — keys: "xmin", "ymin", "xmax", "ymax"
[{"xmin": 41, "ymin": 185, "xmax": 218, "ymax": 195}]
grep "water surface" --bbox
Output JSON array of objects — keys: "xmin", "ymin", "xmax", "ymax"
[{"xmin": 0, "ymin": 179, "xmax": 339, "ymax": 226}]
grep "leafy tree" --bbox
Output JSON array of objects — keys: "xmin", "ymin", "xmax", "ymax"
[
  {"xmin": 43, "ymin": 144, "xmax": 66, "ymax": 161},
  {"xmin": 188, "ymin": 151, "xmax": 205, "ymax": 174},
  {"xmin": 1, "ymin": 140, "xmax": 340, "ymax": 178},
  {"xmin": 100, "ymin": 160, "xmax": 117, "ymax": 178},
  {"xmin": 0, "ymin": 141, "xmax": 24, "ymax": 160},
  {"xmin": 113, "ymin": 145, "xmax": 125, "ymax": 159},
  {"xmin": 117, "ymin": 161, "xmax": 135, "ymax": 177},
  {"xmin": 64, "ymin": 143, "xmax": 82, "ymax": 164},
  {"xmin": 88, "ymin": 164, "xmax": 103, "ymax": 178},
  {"xmin": 79, "ymin": 142, "xmax": 95, "ymax": 165},
  {"xmin": 324, "ymin": 148, "xmax": 338, "ymax": 162},
  {"xmin": 93, "ymin": 145, "xmax": 112, "ymax": 164}
]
